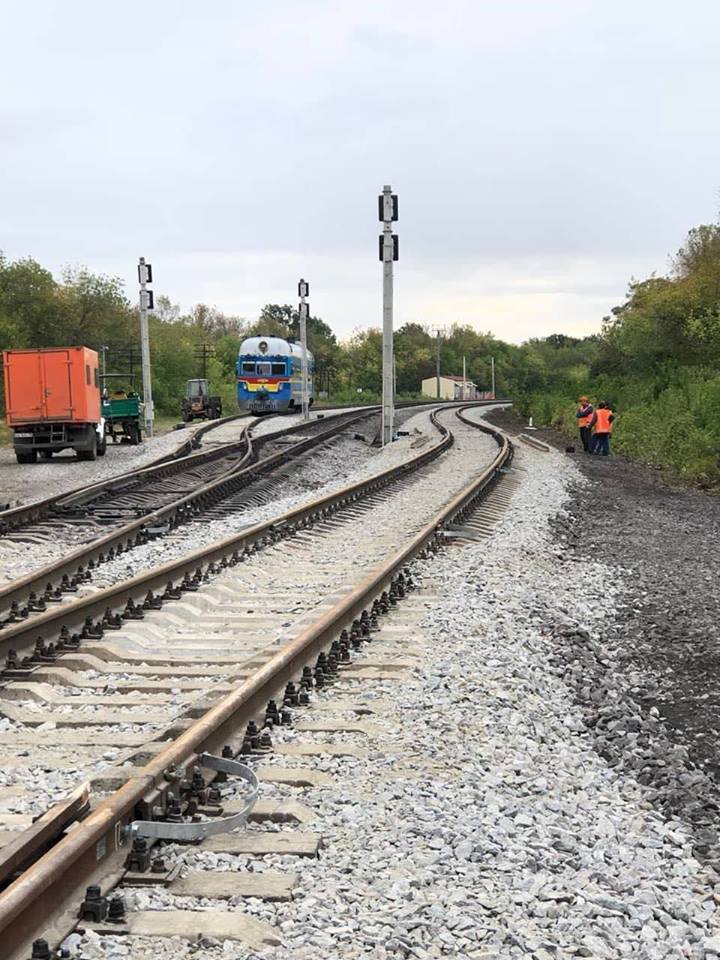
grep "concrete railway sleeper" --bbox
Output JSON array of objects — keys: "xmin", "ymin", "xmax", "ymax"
[
  {"xmin": 0, "ymin": 406, "xmax": 512, "ymax": 959},
  {"xmin": 0, "ymin": 408, "xmax": 387, "ymax": 626}
]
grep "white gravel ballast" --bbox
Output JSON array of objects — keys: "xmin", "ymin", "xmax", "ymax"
[{"xmin": 73, "ymin": 438, "xmax": 720, "ymax": 959}]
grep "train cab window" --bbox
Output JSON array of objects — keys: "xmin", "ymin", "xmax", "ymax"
[
  {"xmin": 257, "ymin": 362, "xmax": 272, "ymax": 376},
  {"xmin": 241, "ymin": 362, "xmax": 256, "ymax": 374},
  {"xmin": 271, "ymin": 363, "xmax": 286, "ymax": 375}
]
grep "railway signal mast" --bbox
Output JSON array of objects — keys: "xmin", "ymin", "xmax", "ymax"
[
  {"xmin": 138, "ymin": 257, "xmax": 155, "ymax": 438},
  {"xmin": 298, "ymin": 279, "xmax": 310, "ymax": 422},
  {"xmin": 378, "ymin": 185, "xmax": 398, "ymax": 446}
]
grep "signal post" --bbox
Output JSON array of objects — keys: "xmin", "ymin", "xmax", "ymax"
[
  {"xmin": 298, "ymin": 279, "xmax": 310, "ymax": 421},
  {"xmin": 138, "ymin": 257, "xmax": 155, "ymax": 438},
  {"xmin": 378, "ymin": 186, "xmax": 398, "ymax": 446}
]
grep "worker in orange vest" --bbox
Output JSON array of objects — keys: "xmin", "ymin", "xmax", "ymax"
[
  {"xmin": 575, "ymin": 396, "xmax": 594, "ymax": 453},
  {"xmin": 591, "ymin": 402, "xmax": 615, "ymax": 456}
]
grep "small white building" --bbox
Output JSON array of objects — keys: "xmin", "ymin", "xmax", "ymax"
[{"xmin": 421, "ymin": 374, "xmax": 481, "ymax": 400}]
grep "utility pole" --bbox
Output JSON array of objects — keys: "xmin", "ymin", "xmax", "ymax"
[
  {"xmin": 436, "ymin": 330, "xmax": 441, "ymax": 400},
  {"xmin": 491, "ymin": 356, "xmax": 496, "ymax": 398},
  {"xmin": 298, "ymin": 279, "xmax": 310, "ymax": 421},
  {"xmin": 137, "ymin": 257, "xmax": 154, "ymax": 437},
  {"xmin": 462, "ymin": 355, "xmax": 467, "ymax": 400},
  {"xmin": 193, "ymin": 343, "xmax": 215, "ymax": 380},
  {"xmin": 378, "ymin": 185, "xmax": 398, "ymax": 445}
]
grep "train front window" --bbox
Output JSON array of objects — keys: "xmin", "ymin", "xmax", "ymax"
[
  {"xmin": 257, "ymin": 362, "xmax": 272, "ymax": 376},
  {"xmin": 271, "ymin": 363, "xmax": 286, "ymax": 375},
  {"xmin": 242, "ymin": 362, "xmax": 256, "ymax": 374}
]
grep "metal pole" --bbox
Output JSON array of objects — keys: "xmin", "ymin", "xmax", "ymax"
[
  {"xmin": 298, "ymin": 279, "xmax": 310, "ymax": 422},
  {"xmin": 436, "ymin": 330, "xmax": 441, "ymax": 400},
  {"xmin": 138, "ymin": 257, "xmax": 154, "ymax": 438},
  {"xmin": 462, "ymin": 355, "xmax": 467, "ymax": 400},
  {"xmin": 491, "ymin": 356, "xmax": 495, "ymax": 398},
  {"xmin": 379, "ymin": 185, "xmax": 397, "ymax": 445}
]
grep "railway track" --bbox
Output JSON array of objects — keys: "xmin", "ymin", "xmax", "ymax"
[
  {"xmin": 0, "ymin": 414, "xmax": 248, "ymax": 533},
  {"xmin": 0, "ymin": 408, "xmax": 383, "ymax": 627},
  {"xmin": 0, "ymin": 403, "xmax": 512, "ymax": 959}
]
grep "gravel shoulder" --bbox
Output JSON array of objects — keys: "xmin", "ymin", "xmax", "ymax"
[{"xmin": 486, "ymin": 406, "xmax": 720, "ymax": 859}]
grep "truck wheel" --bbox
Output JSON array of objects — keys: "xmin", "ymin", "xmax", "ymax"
[
  {"xmin": 97, "ymin": 434, "xmax": 107, "ymax": 457},
  {"xmin": 77, "ymin": 429, "xmax": 97, "ymax": 461},
  {"xmin": 16, "ymin": 450, "xmax": 37, "ymax": 464},
  {"xmin": 40, "ymin": 450, "xmax": 54, "ymax": 460}
]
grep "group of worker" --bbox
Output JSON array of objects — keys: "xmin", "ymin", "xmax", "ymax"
[{"xmin": 576, "ymin": 396, "xmax": 614, "ymax": 456}]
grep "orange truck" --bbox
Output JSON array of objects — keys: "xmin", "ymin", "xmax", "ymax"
[{"xmin": 3, "ymin": 347, "xmax": 106, "ymax": 464}]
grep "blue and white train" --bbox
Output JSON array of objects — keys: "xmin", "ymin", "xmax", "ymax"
[{"xmin": 236, "ymin": 336, "xmax": 315, "ymax": 414}]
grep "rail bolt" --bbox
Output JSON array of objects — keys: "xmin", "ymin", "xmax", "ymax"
[
  {"xmin": 190, "ymin": 766, "xmax": 206, "ymax": 795},
  {"xmin": 107, "ymin": 894, "xmax": 127, "ymax": 923},
  {"xmin": 166, "ymin": 796, "xmax": 184, "ymax": 823},
  {"xmin": 30, "ymin": 939, "xmax": 52, "ymax": 960},
  {"xmin": 125, "ymin": 836, "xmax": 152, "ymax": 872},
  {"xmin": 78, "ymin": 884, "xmax": 108, "ymax": 922},
  {"xmin": 265, "ymin": 700, "xmax": 281, "ymax": 726}
]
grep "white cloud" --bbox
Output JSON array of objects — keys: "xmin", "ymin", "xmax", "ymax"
[{"xmin": 1, "ymin": 0, "xmax": 719, "ymax": 343}]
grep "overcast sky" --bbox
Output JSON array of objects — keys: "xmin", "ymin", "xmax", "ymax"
[{"xmin": 2, "ymin": 0, "xmax": 719, "ymax": 343}]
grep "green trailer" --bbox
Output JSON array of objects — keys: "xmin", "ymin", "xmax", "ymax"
[{"xmin": 101, "ymin": 375, "xmax": 143, "ymax": 444}]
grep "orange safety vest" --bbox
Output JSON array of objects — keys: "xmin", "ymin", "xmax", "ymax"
[
  {"xmin": 595, "ymin": 408, "xmax": 613, "ymax": 433},
  {"xmin": 577, "ymin": 405, "xmax": 593, "ymax": 428}
]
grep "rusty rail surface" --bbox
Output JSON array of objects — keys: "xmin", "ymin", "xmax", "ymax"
[{"xmin": 0, "ymin": 404, "xmax": 511, "ymax": 959}]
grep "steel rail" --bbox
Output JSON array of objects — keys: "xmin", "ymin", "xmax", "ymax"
[
  {"xmin": 0, "ymin": 400, "xmax": 500, "ymax": 533},
  {"xmin": 0, "ymin": 408, "xmax": 379, "ymax": 622},
  {"xmin": 0, "ymin": 405, "xmax": 458, "ymax": 661},
  {"xmin": 0, "ymin": 413, "xmax": 250, "ymax": 533},
  {"xmin": 0, "ymin": 405, "xmax": 512, "ymax": 960}
]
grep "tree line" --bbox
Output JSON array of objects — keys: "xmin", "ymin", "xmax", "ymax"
[
  {"xmin": 0, "ymin": 252, "xmax": 558, "ymax": 415},
  {"xmin": 3, "ymin": 223, "xmax": 720, "ymax": 483}
]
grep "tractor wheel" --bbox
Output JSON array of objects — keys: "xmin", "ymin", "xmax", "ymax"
[
  {"xmin": 16, "ymin": 450, "xmax": 37, "ymax": 464},
  {"xmin": 97, "ymin": 434, "xmax": 107, "ymax": 457}
]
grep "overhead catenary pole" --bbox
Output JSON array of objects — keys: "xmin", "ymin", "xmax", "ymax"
[
  {"xmin": 137, "ymin": 257, "xmax": 155, "ymax": 438},
  {"xmin": 298, "ymin": 279, "xmax": 310, "ymax": 421},
  {"xmin": 378, "ymin": 185, "xmax": 398, "ymax": 445}
]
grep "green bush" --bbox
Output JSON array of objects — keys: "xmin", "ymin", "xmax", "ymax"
[{"xmin": 523, "ymin": 367, "xmax": 720, "ymax": 484}]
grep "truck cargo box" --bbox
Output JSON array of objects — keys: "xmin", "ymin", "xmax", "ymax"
[{"xmin": 3, "ymin": 347, "xmax": 101, "ymax": 425}]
